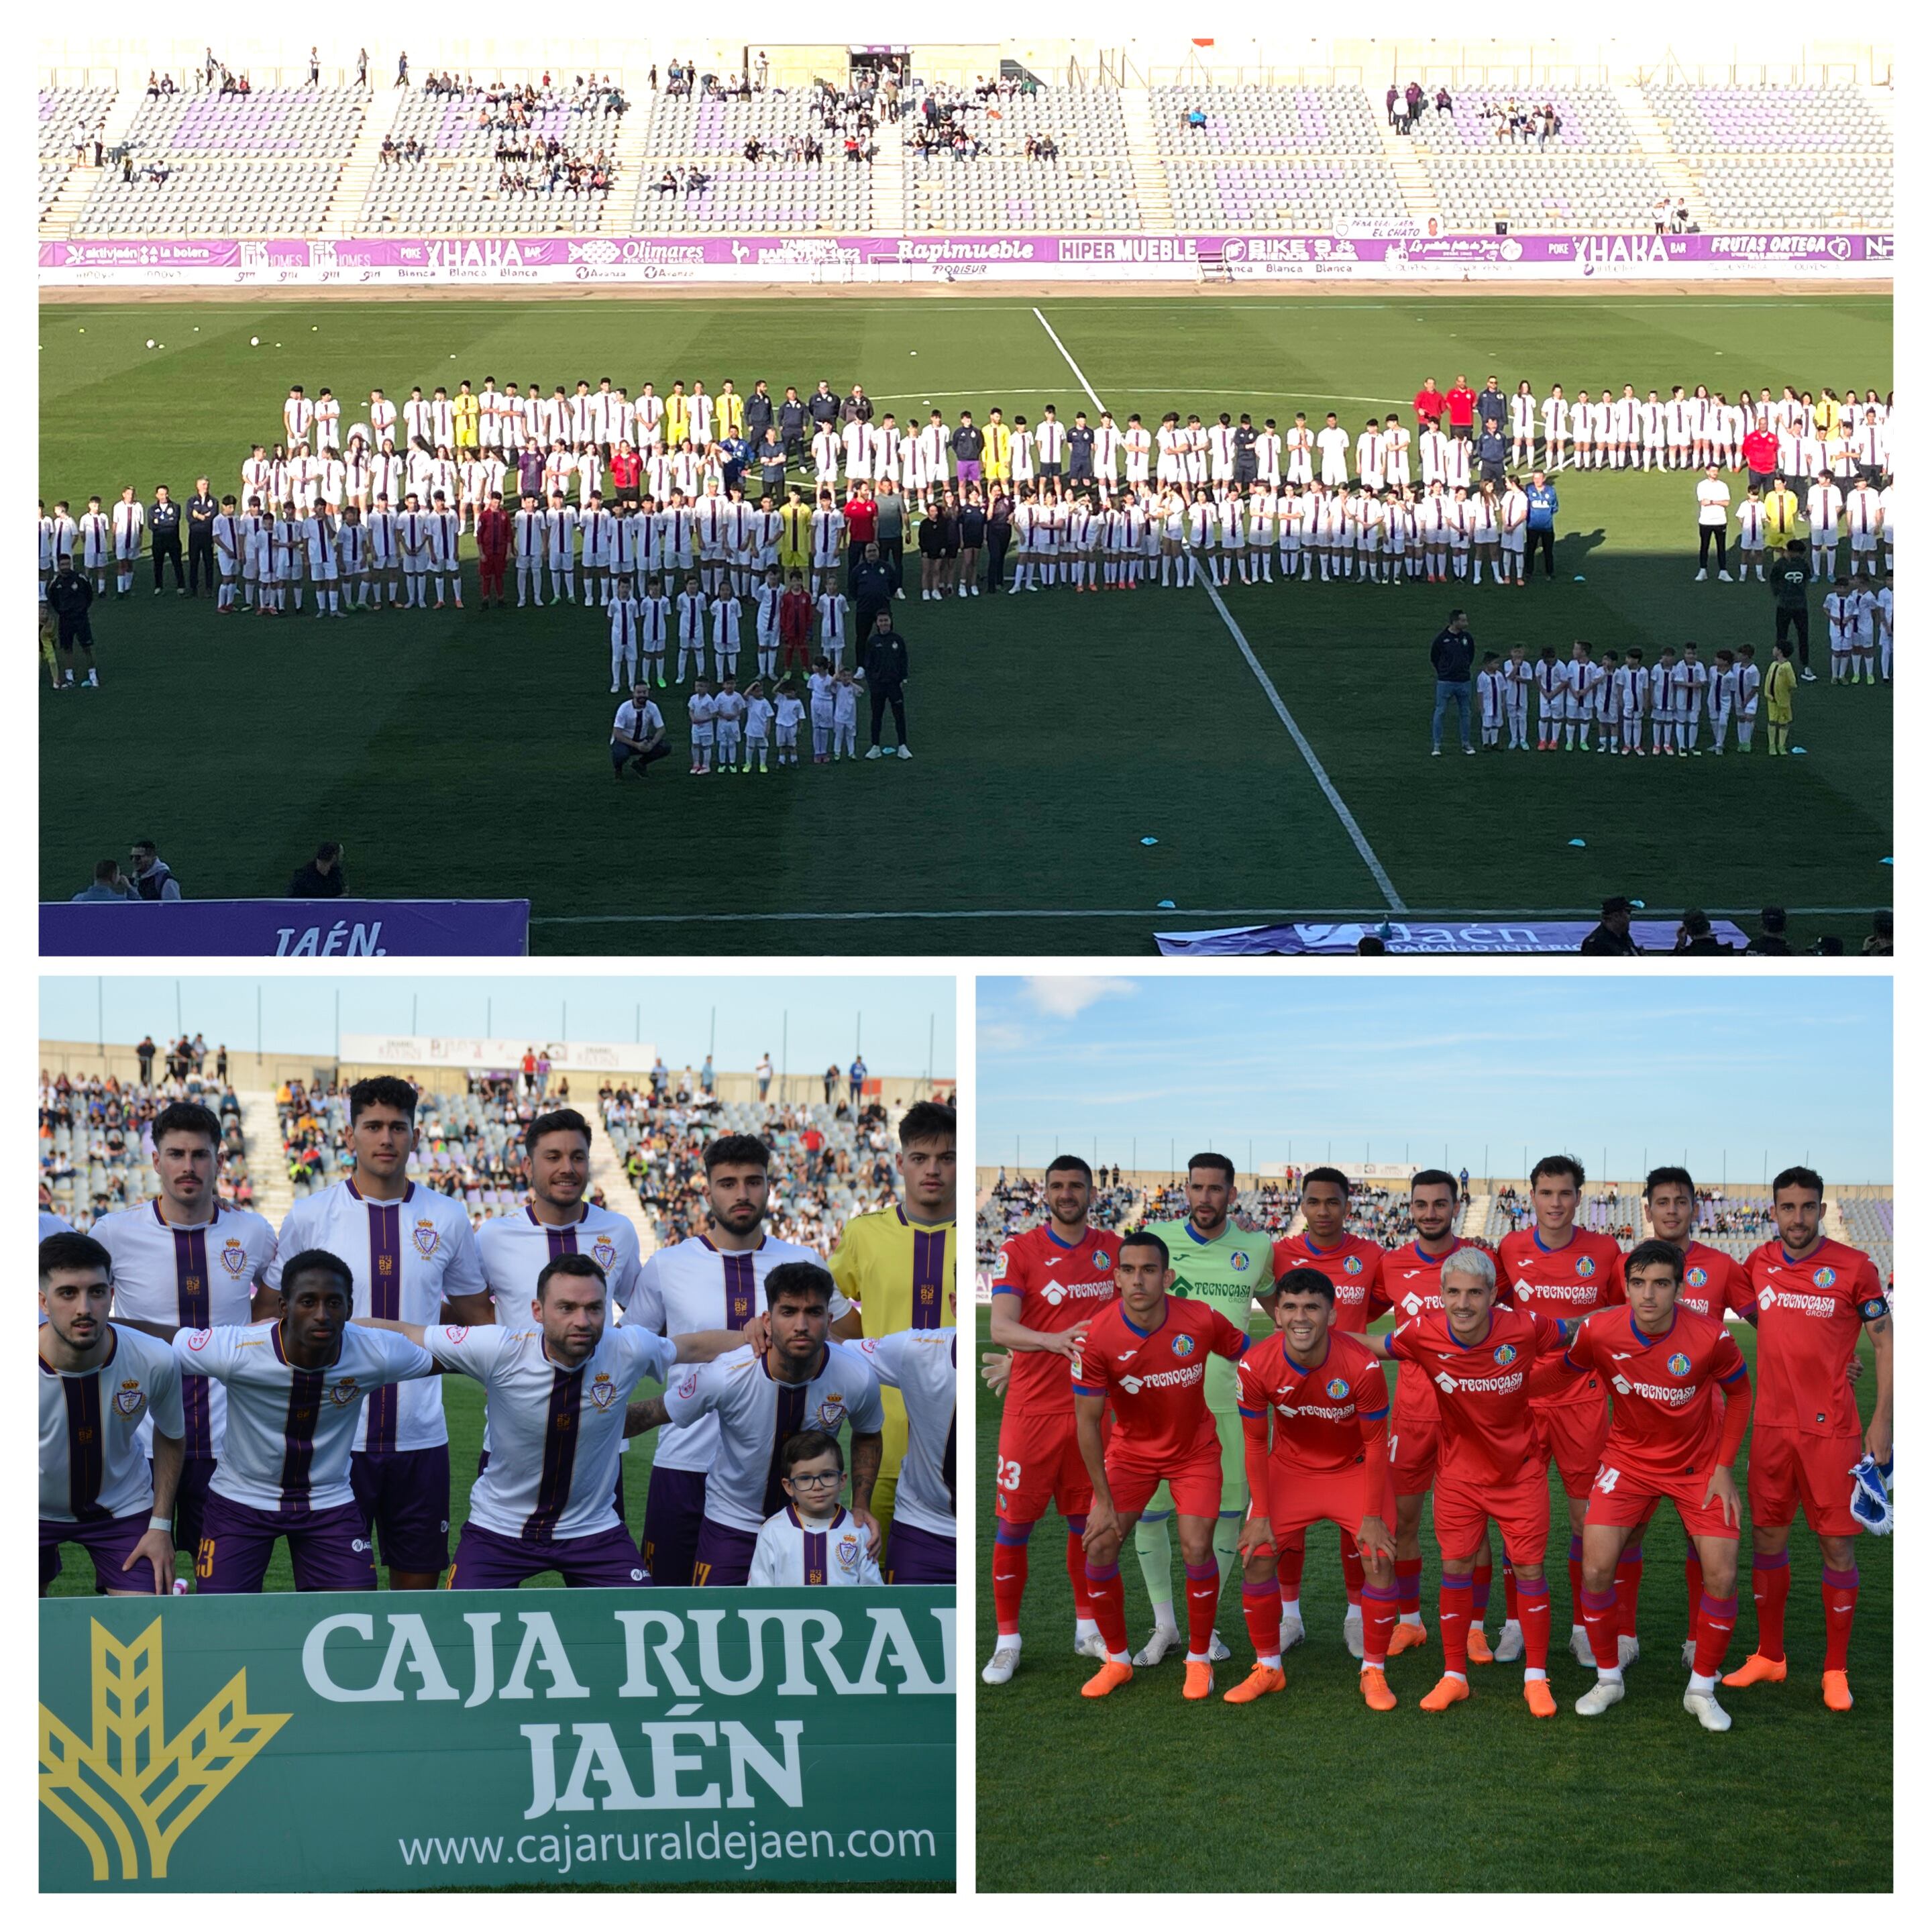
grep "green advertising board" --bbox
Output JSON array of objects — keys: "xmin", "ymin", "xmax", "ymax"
[{"xmin": 40, "ymin": 1587, "xmax": 955, "ymax": 1891}]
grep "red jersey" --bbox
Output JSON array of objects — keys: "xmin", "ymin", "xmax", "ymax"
[
  {"xmin": 1562, "ymin": 1305, "xmax": 1746, "ymax": 1480},
  {"xmin": 843, "ymin": 496, "xmax": 879, "ymax": 545},
  {"xmin": 1496, "ymin": 1225, "xmax": 1625, "ymax": 1407},
  {"xmin": 1446, "ymin": 384, "xmax": 1477, "ymax": 428},
  {"xmin": 1270, "ymin": 1230, "xmax": 1384, "ymax": 1334},
  {"xmin": 610, "ymin": 449, "xmax": 641, "ymax": 490},
  {"xmin": 779, "ymin": 588, "xmax": 812, "ymax": 645},
  {"xmin": 1413, "ymin": 386, "xmax": 1447, "ymax": 426},
  {"xmin": 474, "ymin": 504, "xmax": 508, "ymax": 561},
  {"xmin": 1387, "ymin": 1305, "xmax": 1558, "ymax": 1486},
  {"xmin": 1744, "ymin": 1236, "xmax": 1888, "ymax": 1437},
  {"xmin": 1674, "ymin": 1240, "xmax": 1753, "ymax": 1322},
  {"xmin": 990, "ymin": 1222, "xmax": 1122, "ymax": 1417},
  {"xmin": 1378, "ymin": 1237, "xmax": 1499, "ymax": 1424},
  {"xmin": 1073, "ymin": 1295, "xmax": 1248, "ymax": 1465},
  {"xmin": 1236, "ymin": 1328, "xmax": 1389, "ymax": 1474}
]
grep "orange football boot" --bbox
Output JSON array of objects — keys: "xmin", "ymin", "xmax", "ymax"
[
  {"xmin": 1222, "ymin": 1664, "xmax": 1287, "ymax": 1705},
  {"xmin": 1386, "ymin": 1621, "xmax": 1430, "ymax": 1657},
  {"xmin": 1081, "ymin": 1660, "xmax": 1134, "ymax": 1699},
  {"xmin": 1359, "ymin": 1666, "xmax": 1398, "ymax": 1711},
  {"xmin": 1182, "ymin": 1660, "xmax": 1214, "ymax": 1701},
  {"xmin": 1523, "ymin": 1677, "xmax": 1558, "ymax": 1719},
  {"xmin": 1419, "ymin": 1673, "xmax": 1472, "ymax": 1712},
  {"xmin": 1822, "ymin": 1670, "xmax": 1854, "ymax": 1711},
  {"xmin": 1721, "ymin": 1653, "xmax": 1788, "ymax": 1688},
  {"xmin": 1465, "ymin": 1625, "xmax": 1495, "ymax": 1665}
]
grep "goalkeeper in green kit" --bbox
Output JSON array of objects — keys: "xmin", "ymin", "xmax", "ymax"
[{"xmin": 1132, "ymin": 1153, "xmax": 1275, "ymax": 1667}]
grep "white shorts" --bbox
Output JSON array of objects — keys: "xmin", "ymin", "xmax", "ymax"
[{"xmin": 311, "ymin": 560, "xmax": 339, "ymax": 582}]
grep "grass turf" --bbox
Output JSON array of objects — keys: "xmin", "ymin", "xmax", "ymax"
[
  {"xmin": 39, "ymin": 294, "xmax": 1892, "ymax": 954},
  {"xmin": 973, "ymin": 1306, "xmax": 1892, "ymax": 1892}
]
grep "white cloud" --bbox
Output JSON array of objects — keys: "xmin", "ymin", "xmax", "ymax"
[{"xmin": 1021, "ymin": 977, "xmax": 1138, "ymax": 1020}]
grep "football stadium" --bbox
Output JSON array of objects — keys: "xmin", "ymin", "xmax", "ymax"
[
  {"xmin": 38, "ymin": 975, "xmax": 957, "ymax": 1891},
  {"xmin": 973, "ymin": 977, "xmax": 1892, "ymax": 1892},
  {"xmin": 36, "ymin": 29, "xmax": 1892, "ymax": 955}
]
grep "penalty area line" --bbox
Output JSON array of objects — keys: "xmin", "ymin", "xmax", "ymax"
[{"xmin": 1030, "ymin": 302, "xmax": 1406, "ymax": 915}]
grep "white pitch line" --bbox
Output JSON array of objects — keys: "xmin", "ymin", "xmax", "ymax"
[
  {"xmin": 1030, "ymin": 303, "xmax": 1406, "ymax": 914},
  {"xmin": 530, "ymin": 904, "xmax": 1884, "ymax": 927}
]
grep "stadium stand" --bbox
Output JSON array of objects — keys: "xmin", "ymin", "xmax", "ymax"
[
  {"xmin": 362, "ymin": 83, "xmax": 625, "ymax": 233},
  {"xmin": 39, "ymin": 87, "xmax": 113, "ymax": 217},
  {"xmin": 70, "ymin": 87, "xmax": 368, "ymax": 236},
  {"xmin": 1646, "ymin": 83, "xmax": 1892, "ymax": 228},
  {"xmin": 40, "ymin": 1069, "xmax": 250, "ymax": 1228},
  {"xmin": 903, "ymin": 89, "xmax": 1140, "ymax": 233},
  {"xmin": 598, "ymin": 1081, "xmax": 896, "ymax": 1255},
  {"xmin": 634, "ymin": 158, "xmax": 871, "ymax": 233}
]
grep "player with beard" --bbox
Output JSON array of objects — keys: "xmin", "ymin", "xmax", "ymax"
[
  {"xmin": 631, "ymin": 1134, "xmax": 843, "ymax": 1585},
  {"xmin": 982, "ymin": 1154, "xmax": 1122, "ymax": 1684},
  {"xmin": 91, "ymin": 1101, "xmax": 278, "ymax": 1574},
  {"xmin": 1268, "ymin": 1167, "xmax": 1385, "ymax": 1657},
  {"xmin": 1131, "ymin": 1155, "xmax": 1275, "ymax": 1668}
]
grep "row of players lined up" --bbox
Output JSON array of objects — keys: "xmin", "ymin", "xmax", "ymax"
[
  {"xmin": 40, "ymin": 1087, "xmax": 959, "ymax": 1597},
  {"xmin": 40, "ymin": 470, "xmax": 1900, "ymax": 609},
  {"xmin": 256, "ymin": 374, "xmax": 1894, "ymax": 481},
  {"xmin": 981, "ymin": 1156, "xmax": 1891, "ymax": 1732}
]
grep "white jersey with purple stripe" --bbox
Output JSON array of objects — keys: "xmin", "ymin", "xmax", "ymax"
[
  {"xmin": 93, "ymin": 1199, "xmax": 278, "ymax": 1460},
  {"xmin": 427, "ymin": 1324, "xmax": 677, "ymax": 1542},
  {"xmin": 40, "ymin": 1325, "xmax": 184, "ymax": 1523},
  {"xmin": 267, "ymin": 1181, "xmax": 484, "ymax": 1452},
  {"xmin": 748, "ymin": 1505, "xmax": 883, "ymax": 1586},
  {"xmin": 40, "ymin": 1210, "xmax": 76, "ymax": 1242},
  {"xmin": 632, "ymin": 1234, "xmax": 849, "ymax": 1478},
  {"xmin": 474, "ymin": 1203, "xmax": 643, "ymax": 1322},
  {"xmin": 173, "ymin": 1320, "xmax": 435, "ymax": 1513},
  {"xmin": 853, "ymin": 1327, "xmax": 957, "ymax": 1541},
  {"xmin": 660, "ymin": 1342, "xmax": 884, "ymax": 1534}
]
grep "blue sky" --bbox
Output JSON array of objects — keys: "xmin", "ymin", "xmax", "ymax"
[
  {"xmin": 978, "ymin": 976, "xmax": 1891, "ymax": 1182},
  {"xmin": 41, "ymin": 975, "xmax": 955, "ymax": 1077}
]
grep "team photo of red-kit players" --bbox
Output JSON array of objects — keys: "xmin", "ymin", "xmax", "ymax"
[{"xmin": 981, "ymin": 1155, "xmax": 1892, "ymax": 1732}]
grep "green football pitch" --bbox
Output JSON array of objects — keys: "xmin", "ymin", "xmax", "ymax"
[
  {"xmin": 39, "ymin": 293, "xmax": 1892, "ymax": 955},
  {"xmin": 974, "ymin": 1307, "xmax": 1892, "ymax": 1892}
]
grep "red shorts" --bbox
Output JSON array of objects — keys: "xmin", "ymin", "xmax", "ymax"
[
  {"xmin": 1390, "ymin": 1409, "xmax": 1439, "ymax": 1495},
  {"xmin": 1248, "ymin": 1462, "xmax": 1398, "ymax": 1554},
  {"xmin": 1108, "ymin": 1442, "xmax": 1223, "ymax": 1521},
  {"xmin": 1433, "ymin": 1462, "xmax": 1552, "ymax": 1566},
  {"xmin": 1584, "ymin": 1458, "xmax": 1739, "ymax": 1542},
  {"xmin": 1746, "ymin": 1424, "xmax": 1862, "ymax": 1537},
  {"xmin": 994, "ymin": 1409, "xmax": 1093, "ymax": 1523},
  {"xmin": 1533, "ymin": 1395, "xmax": 1611, "ymax": 1499}
]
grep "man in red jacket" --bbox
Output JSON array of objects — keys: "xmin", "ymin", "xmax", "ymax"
[
  {"xmin": 1446, "ymin": 374, "xmax": 1477, "ymax": 441},
  {"xmin": 610, "ymin": 442, "xmax": 642, "ymax": 505},
  {"xmin": 779, "ymin": 569, "xmax": 813, "ymax": 674},
  {"xmin": 474, "ymin": 491, "xmax": 509, "ymax": 607},
  {"xmin": 843, "ymin": 486, "xmax": 879, "ymax": 591},
  {"xmin": 1741, "ymin": 421, "xmax": 1779, "ymax": 493},
  {"xmin": 1413, "ymin": 376, "xmax": 1447, "ymax": 432}
]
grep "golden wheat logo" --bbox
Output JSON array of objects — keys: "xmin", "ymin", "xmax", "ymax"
[{"xmin": 39, "ymin": 1617, "xmax": 290, "ymax": 1880}]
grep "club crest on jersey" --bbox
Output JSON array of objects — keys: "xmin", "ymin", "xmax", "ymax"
[
  {"xmin": 592, "ymin": 1238, "xmax": 616, "ymax": 1271},
  {"xmin": 186, "ymin": 1330, "xmax": 212, "ymax": 1351},
  {"xmin": 412, "ymin": 1219, "xmax": 440, "ymax": 1258},
  {"xmin": 1325, "ymin": 1376, "xmax": 1350, "ymax": 1400},
  {"xmin": 1229, "ymin": 1251, "xmax": 1250, "ymax": 1273},
  {"xmin": 445, "ymin": 1326, "xmax": 468, "ymax": 1341},
  {"xmin": 677, "ymin": 1372, "xmax": 699, "ymax": 1399},
  {"xmin": 835, "ymin": 1532, "xmax": 863, "ymax": 1573},
  {"xmin": 1493, "ymin": 1344, "xmax": 1518, "ymax": 1366},
  {"xmin": 219, "ymin": 1239, "xmax": 249, "ymax": 1277},
  {"xmin": 1575, "ymin": 1257, "xmax": 1597, "ymax": 1279},
  {"xmin": 816, "ymin": 1395, "xmax": 848, "ymax": 1430},
  {"xmin": 1812, "ymin": 1267, "xmax": 1837, "ymax": 1289},
  {"xmin": 1094, "ymin": 1250, "xmax": 1111, "ymax": 1271},
  {"xmin": 1171, "ymin": 1334, "xmax": 1196, "ymax": 1358},
  {"xmin": 113, "ymin": 1379, "xmax": 146, "ymax": 1416},
  {"xmin": 590, "ymin": 1373, "xmax": 616, "ymax": 1410},
  {"xmin": 329, "ymin": 1379, "xmax": 360, "ymax": 1405},
  {"xmin": 1344, "ymin": 1255, "xmax": 1364, "ymax": 1275},
  {"xmin": 1666, "ymin": 1353, "xmax": 1692, "ymax": 1378},
  {"xmin": 1686, "ymin": 1267, "xmax": 1709, "ymax": 1289}
]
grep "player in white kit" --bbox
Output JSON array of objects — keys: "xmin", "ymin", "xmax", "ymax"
[
  {"xmin": 857, "ymin": 1325, "xmax": 957, "ymax": 1582},
  {"xmin": 748, "ymin": 1430, "xmax": 885, "ymax": 1587},
  {"xmin": 264, "ymin": 1077, "xmax": 490, "ymax": 1588},
  {"xmin": 1501, "ymin": 643, "xmax": 1533, "ymax": 751}
]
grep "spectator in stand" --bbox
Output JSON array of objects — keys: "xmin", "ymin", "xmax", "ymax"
[
  {"xmin": 1446, "ymin": 375, "xmax": 1477, "ymax": 443},
  {"xmin": 1745, "ymin": 907, "xmax": 1791, "ymax": 956},
  {"xmin": 848, "ymin": 1055, "xmax": 867, "ymax": 1106},
  {"xmin": 127, "ymin": 841, "xmax": 182, "ymax": 902},
  {"xmin": 288, "ymin": 841, "xmax": 346, "ymax": 898},
  {"xmin": 70, "ymin": 859, "xmax": 134, "ymax": 903},
  {"xmin": 1578, "ymin": 896, "xmax": 1640, "ymax": 957},
  {"xmin": 136, "ymin": 1034, "xmax": 157, "ymax": 1082},
  {"xmin": 1864, "ymin": 911, "xmax": 1892, "ymax": 957},
  {"xmin": 757, "ymin": 1053, "xmax": 774, "ymax": 1100},
  {"xmin": 700, "ymin": 1055, "xmax": 715, "ymax": 1097},
  {"xmin": 823, "ymin": 1063, "xmax": 839, "ymax": 1104}
]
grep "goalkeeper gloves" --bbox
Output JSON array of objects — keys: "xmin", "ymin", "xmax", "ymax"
[{"xmin": 1849, "ymin": 1452, "xmax": 1893, "ymax": 1536}]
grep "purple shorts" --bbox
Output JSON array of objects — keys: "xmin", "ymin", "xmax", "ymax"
[
  {"xmin": 197, "ymin": 1490, "xmax": 376, "ymax": 1593},
  {"xmin": 40, "ymin": 1511, "xmax": 159, "ymax": 1594},
  {"xmin": 351, "ymin": 1444, "xmax": 451, "ymax": 1574},
  {"xmin": 883, "ymin": 1515, "xmax": 956, "ymax": 1585},
  {"xmin": 955, "ymin": 460, "xmax": 983, "ymax": 486},
  {"xmin": 692, "ymin": 1515, "xmax": 760, "ymax": 1587},
  {"xmin": 158, "ymin": 1452, "xmax": 218, "ymax": 1562},
  {"xmin": 451, "ymin": 1519, "xmax": 651, "ymax": 1589},
  {"xmin": 641, "ymin": 1464, "xmax": 708, "ymax": 1586}
]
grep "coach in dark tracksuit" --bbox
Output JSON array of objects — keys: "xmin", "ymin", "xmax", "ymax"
[
  {"xmin": 861, "ymin": 611, "xmax": 911, "ymax": 755},
  {"xmin": 46, "ymin": 554, "xmax": 96, "ymax": 661},
  {"xmin": 148, "ymin": 486, "xmax": 185, "ymax": 592},
  {"xmin": 744, "ymin": 381, "xmax": 775, "ymax": 450},
  {"xmin": 778, "ymin": 389, "xmax": 808, "ymax": 463},
  {"xmin": 1233, "ymin": 416, "xmax": 1259, "ymax": 486},
  {"xmin": 186, "ymin": 479, "xmax": 218, "ymax": 595},
  {"xmin": 1428, "ymin": 610, "xmax": 1477, "ymax": 754},
  {"xmin": 1773, "ymin": 541, "xmax": 1813, "ymax": 675}
]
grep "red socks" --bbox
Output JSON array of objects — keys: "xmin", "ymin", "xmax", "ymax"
[
  {"xmin": 1582, "ymin": 1585, "xmax": 1621, "ymax": 1670},
  {"xmin": 1752, "ymin": 1550, "xmax": 1792, "ymax": 1662},
  {"xmin": 1684, "ymin": 1551, "xmax": 1703, "ymax": 1646},
  {"xmin": 1184, "ymin": 1560, "xmax": 1220, "ymax": 1660},
  {"xmin": 1517, "ymin": 1576, "xmax": 1552, "ymax": 1669},
  {"xmin": 1693, "ymin": 1591, "xmax": 1737, "ymax": 1679},
  {"xmin": 1568, "ymin": 1536, "xmax": 1585, "ymax": 1626},
  {"xmin": 1615, "ymin": 1542, "xmax": 1644, "ymax": 1640},
  {"xmin": 1275, "ymin": 1533, "xmax": 1306, "ymax": 1607},
  {"xmin": 1243, "ymin": 1580, "xmax": 1281, "ymax": 1662},
  {"xmin": 1395, "ymin": 1556, "xmax": 1423, "ymax": 1617},
  {"xmin": 1085, "ymin": 1560, "xmax": 1128, "ymax": 1658},
  {"xmin": 1360, "ymin": 1582, "xmax": 1398, "ymax": 1668},
  {"xmin": 1340, "ymin": 1530, "xmax": 1364, "ymax": 1607},
  {"xmin": 1503, "ymin": 1560, "xmax": 1520, "ymax": 1625},
  {"xmin": 1822, "ymin": 1565, "xmax": 1859, "ymax": 1672},
  {"xmin": 1438, "ymin": 1574, "xmax": 1473, "ymax": 1674},
  {"xmin": 992, "ymin": 1526, "xmax": 1030, "ymax": 1640},
  {"xmin": 1471, "ymin": 1559, "xmax": 1493, "ymax": 1622},
  {"xmin": 1065, "ymin": 1519, "xmax": 1091, "ymax": 1623}
]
